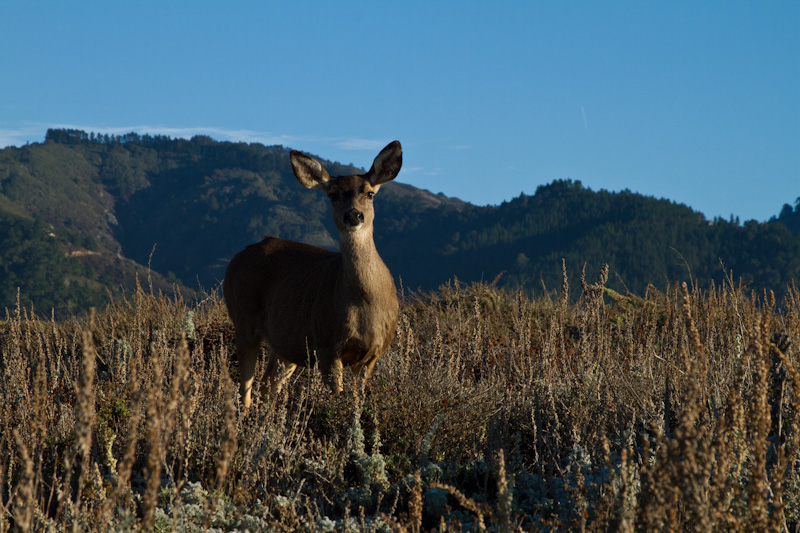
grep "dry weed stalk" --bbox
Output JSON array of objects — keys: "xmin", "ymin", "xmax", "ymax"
[
  {"xmin": 140, "ymin": 341, "xmax": 165, "ymax": 529},
  {"xmin": 106, "ymin": 357, "xmax": 142, "ymax": 519},
  {"xmin": 495, "ymin": 449, "xmax": 514, "ymax": 532},
  {"xmin": 429, "ymin": 481, "xmax": 490, "ymax": 532},
  {"xmin": 11, "ymin": 429, "xmax": 34, "ymax": 531},
  {"xmin": 746, "ymin": 291, "xmax": 774, "ymax": 530},
  {"xmin": 77, "ymin": 313, "xmax": 98, "ymax": 472},
  {"xmin": 408, "ymin": 469, "xmax": 423, "ymax": 533}
]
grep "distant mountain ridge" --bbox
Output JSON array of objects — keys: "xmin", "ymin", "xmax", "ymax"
[{"xmin": 1, "ymin": 129, "xmax": 798, "ymax": 316}]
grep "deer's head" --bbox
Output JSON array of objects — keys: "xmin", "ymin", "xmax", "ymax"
[{"xmin": 290, "ymin": 141, "xmax": 402, "ymax": 234}]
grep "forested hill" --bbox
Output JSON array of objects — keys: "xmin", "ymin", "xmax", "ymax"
[
  {"xmin": 384, "ymin": 181, "xmax": 800, "ymax": 295},
  {"xmin": 1, "ymin": 128, "xmax": 799, "ymax": 316}
]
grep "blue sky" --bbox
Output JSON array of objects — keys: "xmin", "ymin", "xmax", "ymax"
[{"xmin": 2, "ymin": 1, "xmax": 798, "ymax": 221}]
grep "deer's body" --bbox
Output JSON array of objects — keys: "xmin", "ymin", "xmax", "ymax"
[{"xmin": 223, "ymin": 141, "xmax": 402, "ymax": 410}]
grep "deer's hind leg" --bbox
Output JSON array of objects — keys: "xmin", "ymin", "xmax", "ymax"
[
  {"xmin": 235, "ymin": 335, "xmax": 262, "ymax": 412},
  {"xmin": 264, "ymin": 352, "xmax": 297, "ymax": 398},
  {"xmin": 348, "ymin": 352, "xmax": 380, "ymax": 392},
  {"xmin": 319, "ymin": 352, "xmax": 344, "ymax": 395}
]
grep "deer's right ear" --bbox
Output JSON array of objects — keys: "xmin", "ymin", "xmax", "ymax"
[
  {"xmin": 290, "ymin": 151, "xmax": 332, "ymax": 190},
  {"xmin": 366, "ymin": 141, "xmax": 402, "ymax": 186}
]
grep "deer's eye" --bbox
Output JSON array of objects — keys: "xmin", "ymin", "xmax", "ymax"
[{"xmin": 365, "ymin": 191, "xmax": 375, "ymax": 200}]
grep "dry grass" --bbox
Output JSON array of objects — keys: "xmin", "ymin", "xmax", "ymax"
[{"xmin": 1, "ymin": 269, "xmax": 799, "ymax": 531}]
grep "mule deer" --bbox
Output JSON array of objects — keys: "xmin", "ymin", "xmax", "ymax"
[{"xmin": 223, "ymin": 141, "xmax": 402, "ymax": 410}]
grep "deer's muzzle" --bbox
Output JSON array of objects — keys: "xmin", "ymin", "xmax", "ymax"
[{"xmin": 343, "ymin": 209, "xmax": 365, "ymax": 230}]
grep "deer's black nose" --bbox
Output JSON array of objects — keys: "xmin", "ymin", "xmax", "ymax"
[{"xmin": 344, "ymin": 209, "xmax": 365, "ymax": 227}]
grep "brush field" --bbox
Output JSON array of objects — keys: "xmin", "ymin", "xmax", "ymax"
[{"xmin": 1, "ymin": 267, "xmax": 799, "ymax": 531}]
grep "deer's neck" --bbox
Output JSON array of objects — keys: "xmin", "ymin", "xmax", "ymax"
[{"xmin": 338, "ymin": 228, "xmax": 393, "ymax": 302}]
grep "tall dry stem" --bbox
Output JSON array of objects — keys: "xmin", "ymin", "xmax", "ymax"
[
  {"xmin": 11, "ymin": 429, "xmax": 34, "ymax": 531},
  {"xmin": 141, "ymin": 341, "xmax": 164, "ymax": 529}
]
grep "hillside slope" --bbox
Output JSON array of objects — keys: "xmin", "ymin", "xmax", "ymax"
[{"xmin": 1, "ymin": 129, "xmax": 798, "ymax": 315}]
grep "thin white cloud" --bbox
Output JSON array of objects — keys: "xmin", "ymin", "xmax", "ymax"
[
  {"xmin": 331, "ymin": 138, "xmax": 389, "ymax": 151},
  {"xmin": 394, "ymin": 166, "xmax": 443, "ymax": 177},
  {"xmin": 581, "ymin": 106, "xmax": 589, "ymax": 131},
  {"xmin": 0, "ymin": 124, "xmax": 51, "ymax": 148}
]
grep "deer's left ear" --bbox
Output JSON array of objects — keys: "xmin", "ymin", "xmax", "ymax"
[
  {"xmin": 291, "ymin": 151, "xmax": 332, "ymax": 190},
  {"xmin": 366, "ymin": 141, "xmax": 402, "ymax": 186}
]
